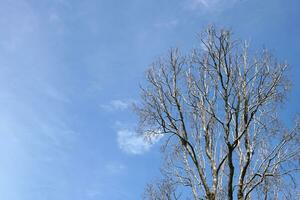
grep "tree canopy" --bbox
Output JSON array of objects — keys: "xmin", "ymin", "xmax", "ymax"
[{"xmin": 136, "ymin": 26, "xmax": 300, "ymax": 200}]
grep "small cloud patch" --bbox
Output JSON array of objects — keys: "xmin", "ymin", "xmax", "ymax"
[
  {"xmin": 117, "ymin": 129, "xmax": 162, "ymax": 155},
  {"xmin": 100, "ymin": 99, "xmax": 135, "ymax": 112}
]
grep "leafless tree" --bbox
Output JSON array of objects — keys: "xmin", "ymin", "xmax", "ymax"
[
  {"xmin": 136, "ymin": 26, "xmax": 300, "ymax": 200},
  {"xmin": 143, "ymin": 178, "xmax": 181, "ymax": 200}
]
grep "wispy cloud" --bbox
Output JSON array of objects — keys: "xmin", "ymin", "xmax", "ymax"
[
  {"xmin": 117, "ymin": 129, "xmax": 162, "ymax": 155},
  {"xmin": 99, "ymin": 99, "xmax": 135, "ymax": 112},
  {"xmin": 44, "ymin": 84, "xmax": 71, "ymax": 103},
  {"xmin": 105, "ymin": 162, "xmax": 126, "ymax": 174},
  {"xmin": 154, "ymin": 19, "xmax": 178, "ymax": 29},
  {"xmin": 186, "ymin": 0, "xmax": 238, "ymax": 12},
  {"xmin": 193, "ymin": 0, "xmax": 210, "ymax": 8},
  {"xmin": 86, "ymin": 189, "xmax": 102, "ymax": 199}
]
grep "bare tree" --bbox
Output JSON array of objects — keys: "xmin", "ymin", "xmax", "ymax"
[
  {"xmin": 143, "ymin": 178, "xmax": 181, "ymax": 200},
  {"xmin": 136, "ymin": 26, "xmax": 300, "ymax": 200}
]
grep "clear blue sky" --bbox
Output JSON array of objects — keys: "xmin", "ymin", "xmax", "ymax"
[{"xmin": 0, "ymin": 0, "xmax": 299, "ymax": 199}]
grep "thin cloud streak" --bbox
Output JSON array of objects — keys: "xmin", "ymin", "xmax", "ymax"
[
  {"xmin": 154, "ymin": 19, "xmax": 179, "ymax": 29},
  {"xmin": 105, "ymin": 162, "xmax": 126, "ymax": 174},
  {"xmin": 186, "ymin": 0, "xmax": 239, "ymax": 12},
  {"xmin": 99, "ymin": 99, "xmax": 135, "ymax": 112}
]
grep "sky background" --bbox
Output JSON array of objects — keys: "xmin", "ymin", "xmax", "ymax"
[{"xmin": 0, "ymin": 0, "xmax": 299, "ymax": 199}]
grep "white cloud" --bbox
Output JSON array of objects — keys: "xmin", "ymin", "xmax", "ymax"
[
  {"xmin": 111, "ymin": 100, "xmax": 130, "ymax": 110},
  {"xmin": 187, "ymin": 0, "xmax": 238, "ymax": 12},
  {"xmin": 117, "ymin": 129, "xmax": 162, "ymax": 155},
  {"xmin": 100, "ymin": 99, "xmax": 135, "ymax": 112}
]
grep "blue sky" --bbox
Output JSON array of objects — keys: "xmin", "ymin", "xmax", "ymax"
[{"xmin": 0, "ymin": 0, "xmax": 299, "ymax": 199}]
